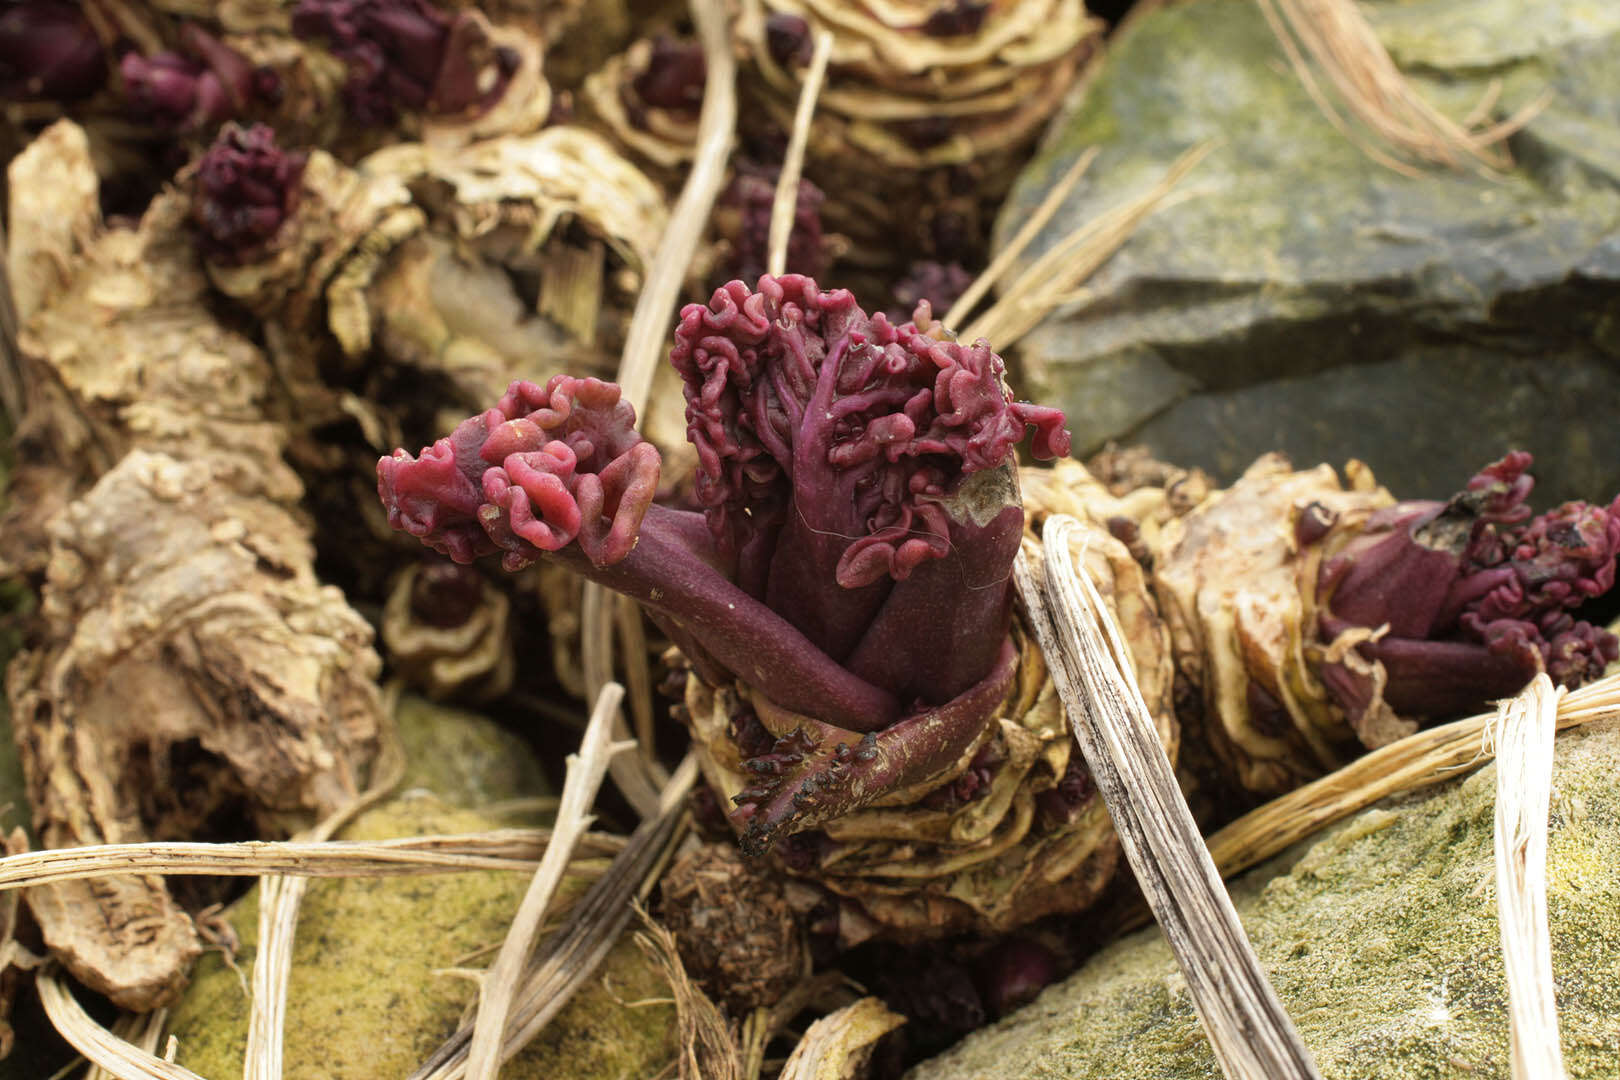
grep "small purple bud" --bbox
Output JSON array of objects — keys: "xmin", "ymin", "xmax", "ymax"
[
  {"xmin": 630, "ymin": 35, "xmax": 706, "ymax": 112},
  {"xmin": 0, "ymin": 1, "xmax": 106, "ymax": 102},
  {"xmin": 191, "ymin": 123, "xmax": 308, "ymax": 262},
  {"xmin": 408, "ymin": 561, "xmax": 486, "ymax": 628},
  {"xmin": 977, "ymin": 937, "xmax": 1059, "ymax": 1017},
  {"xmin": 922, "ymin": 1, "xmax": 991, "ymax": 37},
  {"xmin": 764, "ymin": 13, "xmax": 812, "ymax": 67}
]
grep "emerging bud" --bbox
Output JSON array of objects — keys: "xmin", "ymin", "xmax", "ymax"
[
  {"xmin": 191, "ymin": 123, "xmax": 308, "ymax": 263},
  {"xmin": 120, "ymin": 26, "xmax": 256, "ymax": 132},
  {"xmin": 0, "ymin": 1, "xmax": 105, "ymax": 102}
]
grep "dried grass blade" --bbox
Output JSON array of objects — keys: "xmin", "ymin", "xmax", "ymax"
[
  {"xmin": 408, "ymin": 756, "xmax": 697, "ymax": 1080},
  {"xmin": 583, "ymin": 583, "xmax": 663, "ymax": 819},
  {"xmin": 635, "ymin": 909, "xmax": 741, "ymax": 1080},
  {"xmin": 963, "ymin": 142, "xmax": 1211, "ymax": 349},
  {"xmin": 244, "ymin": 706, "xmax": 407, "ymax": 1080},
  {"xmin": 1016, "ymin": 517, "xmax": 1322, "ymax": 1080},
  {"xmin": 38, "ymin": 967, "xmax": 209, "ymax": 1080},
  {"xmin": 1489, "ymin": 674, "xmax": 1567, "ymax": 1079},
  {"xmin": 942, "ymin": 147, "xmax": 1099, "ymax": 328},
  {"xmin": 464, "ymin": 683, "xmax": 630, "ymax": 1080},
  {"xmin": 616, "ymin": 0, "xmax": 736, "ymax": 417},
  {"xmin": 1206, "ymin": 670, "xmax": 1620, "ymax": 880},
  {"xmin": 767, "ymin": 31, "xmax": 834, "ymax": 278},
  {"xmin": 776, "ymin": 997, "xmax": 904, "ymax": 1080},
  {"xmin": 1253, "ymin": 0, "xmax": 1542, "ymax": 173},
  {"xmin": 0, "ymin": 831, "xmax": 621, "ymax": 890}
]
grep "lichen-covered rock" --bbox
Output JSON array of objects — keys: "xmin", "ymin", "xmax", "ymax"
[
  {"xmin": 908, "ymin": 721, "xmax": 1620, "ymax": 1079},
  {"xmin": 999, "ymin": 0, "xmax": 1620, "ymax": 506},
  {"xmin": 165, "ymin": 793, "xmax": 677, "ymax": 1080}
]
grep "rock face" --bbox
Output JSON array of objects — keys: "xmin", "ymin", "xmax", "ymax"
[
  {"xmin": 998, "ymin": 0, "xmax": 1620, "ymax": 505},
  {"xmin": 907, "ymin": 722, "xmax": 1620, "ymax": 1080}
]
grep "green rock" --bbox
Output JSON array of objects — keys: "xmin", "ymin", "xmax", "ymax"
[
  {"xmin": 908, "ymin": 722, "xmax": 1620, "ymax": 1079},
  {"xmin": 393, "ymin": 695, "xmax": 552, "ymax": 814},
  {"xmin": 166, "ymin": 793, "xmax": 677, "ymax": 1080},
  {"xmin": 1000, "ymin": 0, "xmax": 1620, "ymax": 504}
]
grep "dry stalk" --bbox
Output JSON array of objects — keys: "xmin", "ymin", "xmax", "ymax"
[
  {"xmin": 1253, "ymin": 0, "xmax": 1544, "ymax": 174},
  {"xmin": 616, "ymin": 0, "xmax": 737, "ymax": 418},
  {"xmin": 583, "ymin": 583, "xmax": 664, "ymax": 819},
  {"xmin": 38, "ymin": 966, "xmax": 209, "ymax": 1080},
  {"xmin": 635, "ymin": 909, "xmax": 742, "ymax": 1080},
  {"xmin": 1488, "ymin": 674, "xmax": 1567, "ymax": 1080},
  {"xmin": 0, "ymin": 832, "xmax": 621, "ymax": 890},
  {"xmin": 776, "ymin": 997, "xmax": 904, "ymax": 1080},
  {"xmin": 244, "ymin": 712, "xmax": 408, "ymax": 1080},
  {"xmin": 942, "ymin": 147, "xmax": 1099, "ymax": 328},
  {"xmin": 963, "ymin": 142, "xmax": 1212, "ymax": 349},
  {"xmin": 1016, "ymin": 517, "xmax": 1322, "ymax": 1080},
  {"xmin": 1206, "ymin": 670, "xmax": 1620, "ymax": 879},
  {"xmin": 86, "ymin": 1009, "xmax": 169, "ymax": 1080},
  {"xmin": 465, "ymin": 683, "xmax": 633, "ymax": 1080},
  {"xmin": 584, "ymin": 0, "xmax": 738, "ymax": 820},
  {"xmin": 409, "ymin": 755, "xmax": 697, "ymax": 1080},
  {"xmin": 767, "ymin": 31, "xmax": 835, "ymax": 278}
]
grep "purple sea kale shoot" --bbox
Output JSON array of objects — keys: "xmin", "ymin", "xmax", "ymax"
[
  {"xmin": 292, "ymin": 0, "xmax": 520, "ymax": 124},
  {"xmin": 0, "ymin": 1, "xmax": 106, "ymax": 102},
  {"xmin": 1318, "ymin": 451, "xmax": 1620, "ymax": 722},
  {"xmin": 378, "ymin": 276, "xmax": 1069, "ymax": 853},
  {"xmin": 191, "ymin": 123, "xmax": 308, "ymax": 263}
]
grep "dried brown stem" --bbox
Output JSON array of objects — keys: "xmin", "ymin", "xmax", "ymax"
[{"xmin": 1016, "ymin": 518, "xmax": 1321, "ymax": 1080}]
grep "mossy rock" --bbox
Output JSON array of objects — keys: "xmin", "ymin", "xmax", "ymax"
[
  {"xmin": 392, "ymin": 694, "xmax": 552, "ymax": 813},
  {"xmin": 166, "ymin": 793, "xmax": 676, "ymax": 1079},
  {"xmin": 909, "ymin": 722, "xmax": 1620, "ymax": 1079},
  {"xmin": 1000, "ymin": 0, "xmax": 1620, "ymax": 504}
]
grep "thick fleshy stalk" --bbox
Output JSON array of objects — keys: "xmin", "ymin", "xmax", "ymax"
[
  {"xmin": 729, "ymin": 637, "xmax": 1018, "ymax": 856},
  {"xmin": 377, "ymin": 374, "xmax": 900, "ymax": 729}
]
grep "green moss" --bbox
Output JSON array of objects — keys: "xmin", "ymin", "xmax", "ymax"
[
  {"xmin": 166, "ymin": 794, "xmax": 676, "ymax": 1080},
  {"xmin": 912, "ymin": 723, "xmax": 1620, "ymax": 1080}
]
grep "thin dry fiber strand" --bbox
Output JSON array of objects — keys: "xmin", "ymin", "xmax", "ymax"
[
  {"xmin": 941, "ymin": 147, "xmax": 1099, "ymax": 328},
  {"xmin": 582, "ymin": 582, "xmax": 664, "ymax": 819},
  {"xmin": 585, "ymin": 0, "xmax": 739, "ymax": 819},
  {"xmin": 635, "ymin": 910, "xmax": 741, "ymax": 1080},
  {"xmin": 766, "ymin": 30, "xmax": 835, "ymax": 278},
  {"xmin": 0, "ymin": 831, "xmax": 622, "ymax": 890},
  {"xmin": 1016, "ymin": 516, "xmax": 1322, "ymax": 1080},
  {"xmin": 85, "ymin": 1008, "xmax": 169, "ymax": 1080},
  {"xmin": 1488, "ymin": 674, "xmax": 1567, "ymax": 1080},
  {"xmin": 962, "ymin": 142, "xmax": 1213, "ymax": 349},
  {"xmin": 465, "ymin": 683, "xmax": 632, "ymax": 1080},
  {"xmin": 245, "ymin": 711, "xmax": 408, "ymax": 1080},
  {"xmin": 408, "ymin": 755, "xmax": 697, "ymax": 1080},
  {"xmin": 1252, "ymin": 0, "xmax": 1543, "ymax": 174},
  {"xmin": 37, "ymin": 966, "xmax": 207, "ymax": 1080},
  {"xmin": 1206, "ymin": 669, "xmax": 1620, "ymax": 879}
]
